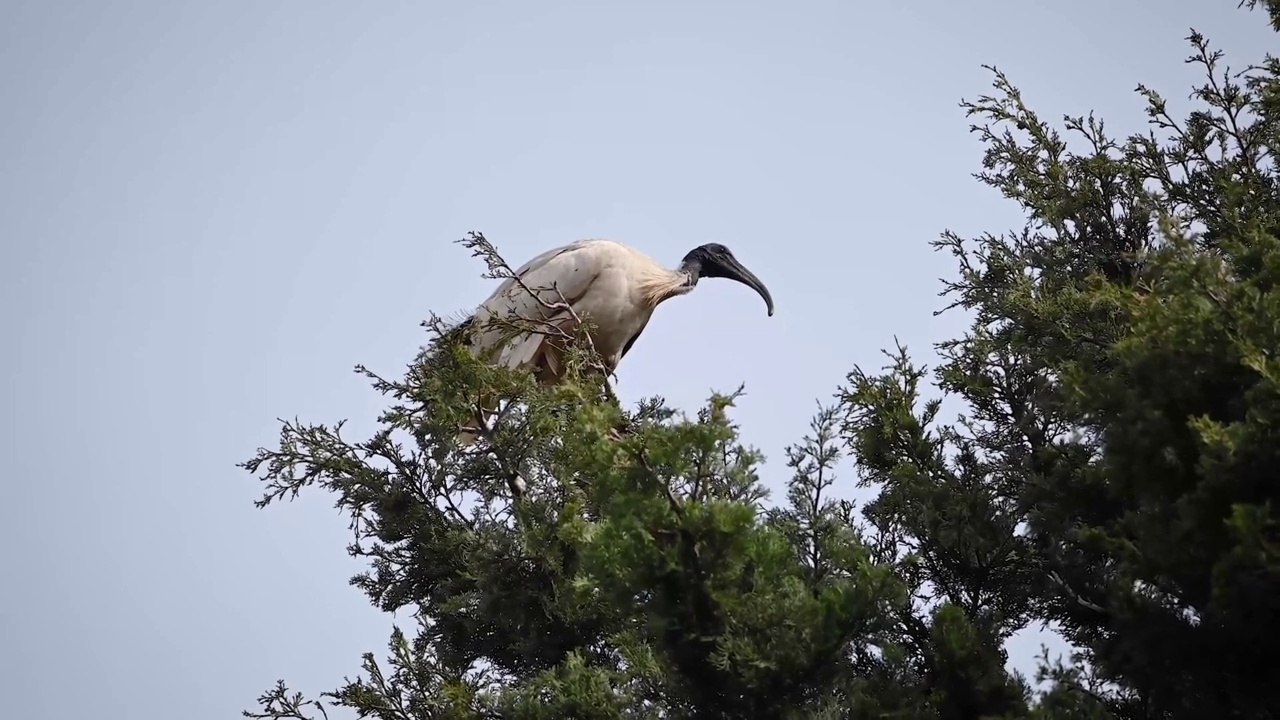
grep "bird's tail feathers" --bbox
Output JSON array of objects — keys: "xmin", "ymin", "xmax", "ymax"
[
  {"xmin": 496, "ymin": 331, "xmax": 546, "ymax": 371},
  {"xmin": 434, "ymin": 311, "xmax": 477, "ymax": 348}
]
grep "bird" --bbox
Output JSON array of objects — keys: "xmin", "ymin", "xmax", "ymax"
[{"xmin": 452, "ymin": 238, "xmax": 775, "ymax": 445}]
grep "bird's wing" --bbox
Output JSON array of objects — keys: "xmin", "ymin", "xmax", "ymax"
[
  {"xmin": 483, "ymin": 239, "xmax": 600, "ymax": 305},
  {"xmin": 469, "ymin": 239, "xmax": 614, "ymax": 367}
]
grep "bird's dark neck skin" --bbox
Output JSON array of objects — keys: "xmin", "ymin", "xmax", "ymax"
[
  {"xmin": 678, "ymin": 245, "xmax": 723, "ymax": 287},
  {"xmin": 677, "ymin": 258, "xmax": 703, "ymax": 287}
]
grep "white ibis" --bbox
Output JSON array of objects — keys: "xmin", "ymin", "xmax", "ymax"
[{"xmin": 453, "ymin": 238, "xmax": 774, "ymax": 445}]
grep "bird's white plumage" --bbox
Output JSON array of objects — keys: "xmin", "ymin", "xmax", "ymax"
[
  {"xmin": 467, "ymin": 238, "xmax": 679, "ymax": 378},
  {"xmin": 456, "ymin": 238, "xmax": 681, "ymax": 447}
]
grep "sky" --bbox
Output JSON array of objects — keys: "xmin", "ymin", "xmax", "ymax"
[{"xmin": 1, "ymin": 1, "xmax": 1274, "ymax": 718}]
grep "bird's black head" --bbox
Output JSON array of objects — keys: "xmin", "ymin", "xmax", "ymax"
[{"xmin": 680, "ymin": 243, "xmax": 775, "ymax": 317}]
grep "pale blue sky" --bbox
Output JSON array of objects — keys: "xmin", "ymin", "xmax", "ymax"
[{"xmin": 2, "ymin": 2, "xmax": 1273, "ymax": 718}]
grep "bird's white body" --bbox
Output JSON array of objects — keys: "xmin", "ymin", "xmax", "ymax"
[
  {"xmin": 454, "ymin": 236, "xmax": 772, "ymax": 449},
  {"xmin": 468, "ymin": 238, "xmax": 690, "ymax": 381}
]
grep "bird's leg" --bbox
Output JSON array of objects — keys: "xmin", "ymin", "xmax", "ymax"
[
  {"xmin": 607, "ymin": 422, "xmax": 636, "ymax": 442},
  {"xmin": 600, "ymin": 379, "xmax": 621, "ymax": 408},
  {"xmin": 606, "ymin": 398, "xmax": 633, "ymax": 441},
  {"xmin": 596, "ymin": 376, "xmax": 639, "ymax": 442}
]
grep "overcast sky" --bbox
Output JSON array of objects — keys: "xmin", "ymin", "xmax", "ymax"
[{"xmin": 2, "ymin": 1, "xmax": 1274, "ymax": 718}]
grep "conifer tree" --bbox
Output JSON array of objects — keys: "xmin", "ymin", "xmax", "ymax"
[{"xmin": 839, "ymin": 2, "xmax": 1280, "ymax": 715}]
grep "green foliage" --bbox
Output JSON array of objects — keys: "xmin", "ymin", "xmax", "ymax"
[
  {"xmin": 241, "ymin": 5, "xmax": 1279, "ymax": 719},
  {"xmin": 837, "ymin": 11, "xmax": 1280, "ymax": 718}
]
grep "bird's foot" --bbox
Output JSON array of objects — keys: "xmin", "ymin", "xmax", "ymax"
[{"xmin": 607, "ymin": 421, "xmax": 634, "ymax": 442}]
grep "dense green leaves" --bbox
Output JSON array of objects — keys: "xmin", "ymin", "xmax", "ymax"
[{"xmin": 241, "ymin": 5, "xmax": 1279, "ymax": 718}]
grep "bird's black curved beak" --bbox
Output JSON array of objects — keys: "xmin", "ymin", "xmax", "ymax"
[{"xmin": 723, "ymin": 258, "xmax": 775, "ymax": 317}]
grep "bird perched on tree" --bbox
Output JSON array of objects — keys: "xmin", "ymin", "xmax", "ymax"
[{"xmin": 454, "ymin": 237, "xmax": 775, "ymax": 445}]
